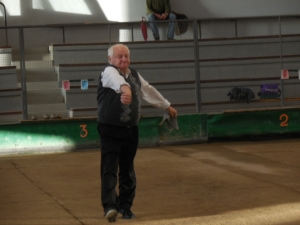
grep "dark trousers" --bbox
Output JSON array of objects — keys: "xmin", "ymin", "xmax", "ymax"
[{"xmin": 97, "ymin": 123, "xmax": 139, "ymax": 213}]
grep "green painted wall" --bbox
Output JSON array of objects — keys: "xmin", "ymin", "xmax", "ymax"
[
  {"xmin": 0, "ymin": 118, "xmax": 99, "ymax": 154},
  {"xmin": 207, "ymin": 108, "xmax": 300, "ymax": 138},
  {"xmin": 0, "ymin": 114, "xmax": 207, "ymax": 155},
  {"xmin": 1, "ymin": 108, "xmax": 300, "ymax": 155}
]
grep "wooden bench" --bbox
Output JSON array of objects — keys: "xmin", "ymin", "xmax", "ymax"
[
  {"xmin": 0, "ymin": 66, "xmax": 18, "ymax": 89},
  {"xmin": 0, "ymin": 88, "xmax": 22, "ymax": 111},
  {"xmin": 55, "ymin": 63, "xmax": 104, "ymax": 87},
  {"xmin": 0, "ymin": 66, "xmax": 22, "ymax": 123},
  {"xmin": 69, "ymin": 103, "xmax": 198, "ymax": 118},
  {"xmin": 50, "ymin": 33, "xmax": 300, "ymax": 117},
  {"xmin": 49, "ymin": 34, "xmax": 300, "ymax": 65},
  {"xmin": 0, "ymin": 111, "xmax": 23, "ymax": 123},
  {"xmin": 50, "ymin": 34, "xmax": 300, "ymax": 84},
  {"xmin": 49, "ymin": 43, "xmax": 109, "ymax": 66},
  {"xmin": 60, "ymin": 56, "xmax": 300, "ymax": 117},
  {"xmin": 0, "ymin": 87, "xmax": 23, "ymax": 123},
  {"xmin": 62, "ymin": 85, "xmax": 97, "ymax": 110}
]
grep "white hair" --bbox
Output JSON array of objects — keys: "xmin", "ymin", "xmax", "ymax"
[{"xmin": 108, "ymin": 44, "xmax": 130, "ymax": 60}]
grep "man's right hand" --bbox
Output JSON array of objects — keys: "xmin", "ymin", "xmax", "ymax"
[
  {"xmin": 120, "ymin": 85, "xmax": 132, "ymax": 105},
  {"xmin": 161, "ymin": 13, "xmax": 168, "ymax": 20}
]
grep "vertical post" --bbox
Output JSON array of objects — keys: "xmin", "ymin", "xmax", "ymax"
[
  {"xmin": 0, "ymin": 2, "xmax": 8, "ymax": 46},
  {"xmin": 278, "ymin": 16, "xmax": 284, "ymax": 106},
  {"xmin": 193, "ymin": 20, "xmax": 201, "ymax": 112},
  {"xmin": 198, "ymin": 20, "xmax": 201, "ymax": 39},
  {"xmin": 130, "ymin": 24, "xmax": 134, "ymax": 42},
  {"xmin": 108, "ymin": 24, "xmax": 112, "ymax": 45},
  {"xmin": 62, "ymin": 26, "xmax": 65, "ymax": 43},
  {"xmin": 19, "ymin": 27, "xmax": 28, "ymax": 120},
  {"xmin": 235, "ymin": 19, "xmax": 238, "ymax": 37}
]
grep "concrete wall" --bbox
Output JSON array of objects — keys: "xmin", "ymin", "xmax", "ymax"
[{"xmin": 0, "ymin": 0, "xmax": 299, "ymax": 26}]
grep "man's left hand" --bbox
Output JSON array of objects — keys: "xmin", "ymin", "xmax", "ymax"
[{"xmin": 166, "ymin": 106, "xmax": 177, "ymax": 118}]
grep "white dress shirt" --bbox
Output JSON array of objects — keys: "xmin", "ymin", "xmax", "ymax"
[{"xmin": 101, "ymin": 66, "xmax": 171, "ymax": 110}]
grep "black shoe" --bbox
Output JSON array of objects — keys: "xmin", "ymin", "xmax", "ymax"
[
  {"xmin": 105, "ymin": 208, "xmax": 118, "ymax": 223},
  {"xmin": 167, "ymin": 38, "xmax": 175, "ymax": 40},
  {"xmin": 155, "ymin": 37, "xmax": 160, "ymax": 41},
  {"xmin": 119, "ymin": 208, "xmax": 135, "ymax": 219}
]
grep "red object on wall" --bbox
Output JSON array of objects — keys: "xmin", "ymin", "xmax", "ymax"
[{"xmin": 141, "ymin": 17, "xmax": 148, "ymax": 41}]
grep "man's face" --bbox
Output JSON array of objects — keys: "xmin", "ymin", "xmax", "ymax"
[{"xmin": 109, "ymin": 45, "xmax": 130, "ymax": 72}]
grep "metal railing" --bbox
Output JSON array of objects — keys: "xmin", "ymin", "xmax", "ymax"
[
  {"xmin": 0, "ymin": 15, "xmax": 300, "ymax": 123},
  {"xmin": 0, "ymin": 2, "xmax": 8, "ymax": 45}
]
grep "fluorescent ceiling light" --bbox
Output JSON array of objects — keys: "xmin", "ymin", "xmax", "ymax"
[
  {"xmin": 48, "ymin": 0, "xmax": 92, "ymax": 15},
  {"xmin": 96, "ymin": 0, "xmax": 129, "ymax": 22},
  {"xmin": 32, "ymin": 0, "xmax": 45, "ymax": 10},
  {"xmin": 0, "ymin": 0, "xmax": 21, "ymax": 16}
]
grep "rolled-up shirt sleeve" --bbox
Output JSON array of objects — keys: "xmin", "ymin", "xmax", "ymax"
[
  {"xmin": 139, "ymin": 73, "xmax": 170, "ymax": 110},
  {"xmin": 101, "ymin": 66, "xmax": 130, "ymax": 93}
]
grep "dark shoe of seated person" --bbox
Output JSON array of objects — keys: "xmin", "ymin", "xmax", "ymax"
[
  {"xmin": 119, "ymin": 208, "xmax": 135, "ymax": 219},
  {"xmin": 105, "ymin": 208, "xmax": 118, "ymax": 223}
]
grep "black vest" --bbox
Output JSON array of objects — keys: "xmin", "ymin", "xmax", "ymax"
[{"xmin": 97, "ymin": 65, "xmax": 141, "ymax": 126}]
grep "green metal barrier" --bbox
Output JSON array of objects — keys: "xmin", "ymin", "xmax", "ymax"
[
  {"xmin": 207, "ymin": 108, "xmax": 300, "ymax": 138},
  {"xmin": 0, "ymin": 118, "xmax": 99, "ymax": 154},
  {"xmin": 2, "ymin": 108, "xmax": 300, "ymax": 155},
  {"xmin": 0, "ymin": 114, "xmax": 208, "ymax": 155}
]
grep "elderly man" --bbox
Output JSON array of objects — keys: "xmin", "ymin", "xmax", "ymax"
[
  {"xmin": 146, "ymin": 0, "xmax": 177, "ymax": 40},
  {"xmin": 97, "ymin": 43, "xmax": 177, "ymax": 222}
]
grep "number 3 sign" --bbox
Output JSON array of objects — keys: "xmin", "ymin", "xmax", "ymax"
[{"xmin": 80, "ymin": 124, "xmax": 88, "ymax": 138}]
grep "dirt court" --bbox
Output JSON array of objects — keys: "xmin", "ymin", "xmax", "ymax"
[{"xmin": 1, "ymin": 137, "xmax": 300, "ymax": 225}]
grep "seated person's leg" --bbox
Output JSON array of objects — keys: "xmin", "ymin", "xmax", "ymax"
[
  {"xmin": 167, "ymin": 13, "xmax": 176, "ymax": 39},
  {"xmin": 147, "ymin": 14, "xmax": 160, "ymax": 40}
]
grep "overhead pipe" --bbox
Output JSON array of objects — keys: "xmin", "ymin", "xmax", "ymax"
[{"xmin": 0, "ymin": 2, "xmax": 8, "ymax": 46}]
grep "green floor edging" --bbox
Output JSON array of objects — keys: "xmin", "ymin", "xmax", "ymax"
[
  {"xmin": 207, "ymin": 108, "xmax": 300, "ymax": 138},
  {"xmin": 0, "ymin": 119, "xmax": 100, "ymax": 154},
  {"xmin": 0, "ymin": 114, "xmax": 207, "ymax": 154},
  {"xmin": 2, "ymin": 108, "xmax": 300, "ymax": 154}
]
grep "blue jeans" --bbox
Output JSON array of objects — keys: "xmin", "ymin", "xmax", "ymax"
[{"xmin": 147, "ymin": 13, "xmax": 176, "ymax": 39}]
